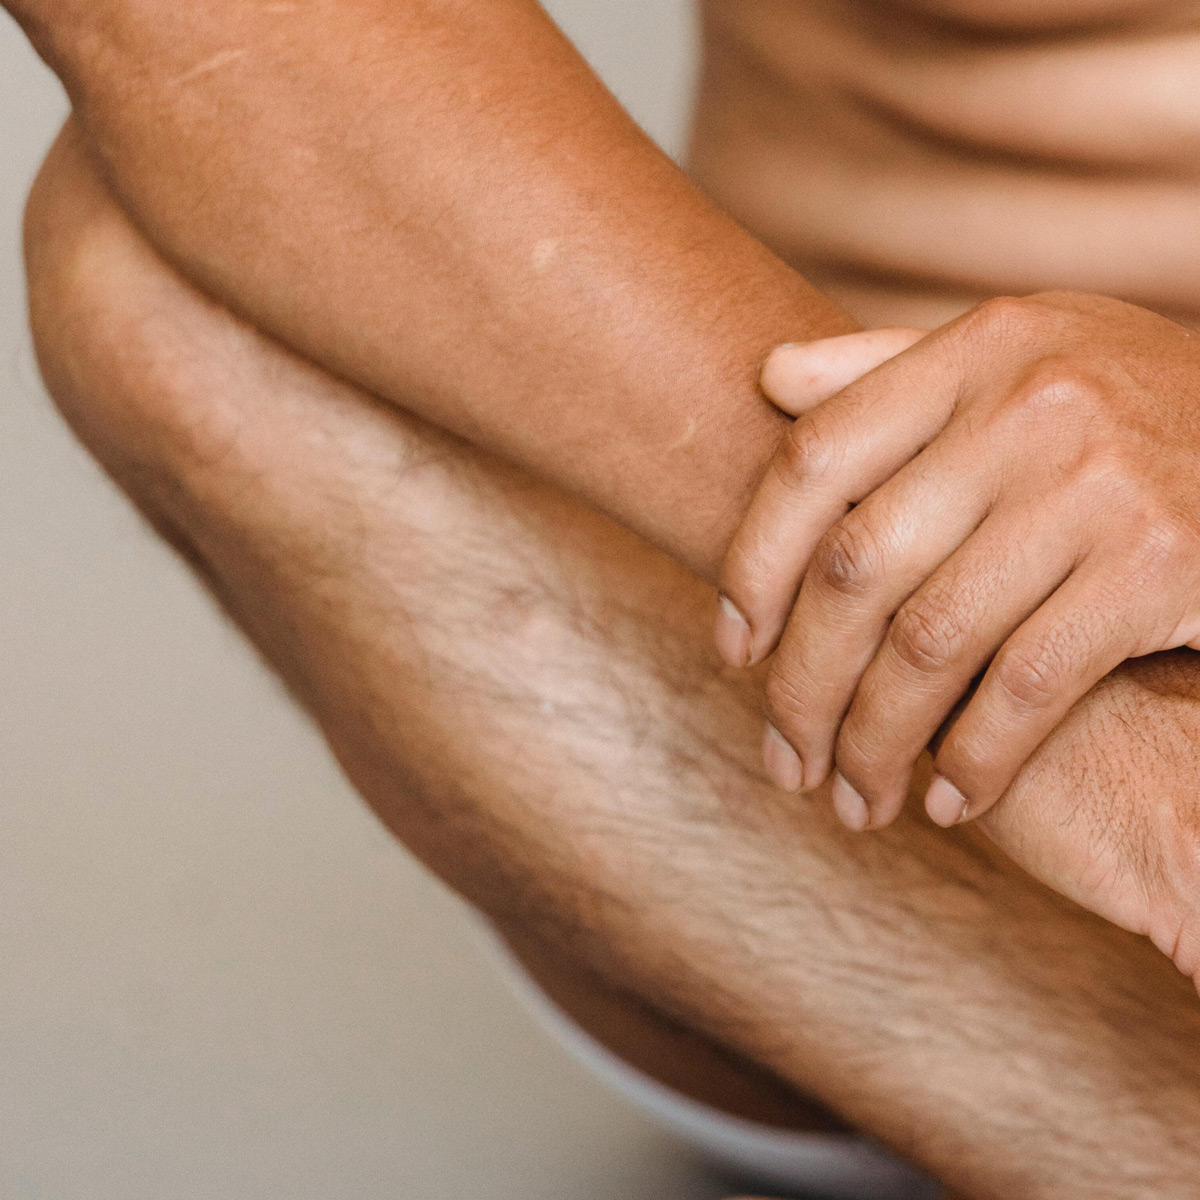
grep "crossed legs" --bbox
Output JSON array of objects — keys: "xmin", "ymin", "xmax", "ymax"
[{"xmin": 25, "ymin": 124, "xmax": 1200, "ymax": 1200}]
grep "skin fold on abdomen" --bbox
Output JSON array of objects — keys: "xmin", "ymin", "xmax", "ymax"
[{"xmin": 689, "ymin": 0, "xmax": 1200, "ymax": 329}]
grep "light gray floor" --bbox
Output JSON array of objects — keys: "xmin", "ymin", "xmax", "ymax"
[{"xmin": 0, "ymin": 6, "xmax": 737, "ymax": 1197}]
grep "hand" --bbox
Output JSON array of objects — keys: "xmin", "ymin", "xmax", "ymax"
[{"xmin": 716, "ymin": 292, "xmax": 1200, "ymax": 833}]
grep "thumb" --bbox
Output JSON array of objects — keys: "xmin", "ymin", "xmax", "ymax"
[{"xmin": 760, "ymin": 327, "xmax": 929, "ymax": 416}]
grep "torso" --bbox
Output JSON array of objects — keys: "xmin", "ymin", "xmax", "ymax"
[{"xmin": 689, "ymin": 0, "xmax": 1200, "ymax": 327}]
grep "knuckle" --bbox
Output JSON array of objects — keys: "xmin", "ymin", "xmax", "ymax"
[
  {"xmin": 764, "ymin": 662, "xmax": 813, "ymax": 728},
  {"xmin": 887, "ymin": 596, "xmax": 963, "ymax": 675},
  {"xmin": 1073, "ymin": 442, "xmax": 1139, "ymax": 494},
  {"xmin": 991, "ymin": 642, "xmax": 1062, "ymax": 711},
  {"xmin": 810, "ymin": 515, "xmax": 884, "ymax": 599},
  {"xmin": 1008, "ymin": 357, "xmax": 1107, "ymax": 426},
  {"xmin": 1079, "ymin": 478, "xmax": 1199, "ymax": 578},
  {"xmin": 775, "ymin": 415, "xmax": 837, "ymax": 488},
  {"xmin": 833, "ymin": 719, "xmax": 883, "ymax": 788},
  {"xmin": 1132, "ymin": 509, "xmax": 1198, "ymax": 569},
  {"xmin": 962, "ymin": 295, "xmax": 1039, "ymax": 345},
  {"xmin": 835, "ymin": 705, "xmax": 892, "ymax": 782},
  {"xmin": 1125, "ymin": 524, "xmax": 1181, "ymax": 584}
]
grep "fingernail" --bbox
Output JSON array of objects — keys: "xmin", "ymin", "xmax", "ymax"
[
  {"xmin": 831, "ymin": 773, "xmax": 870, "ymax": 833},
  {"xmin": 715, "ymin": 594, "xmax": 752, "ymax": 667},
  {"xmin": 759, "ymin": 343, "xmax": 801, "ymax": 376},
  {"xmin": 763, "ymin": 724, "xmax": 804, "ymax": 793},
  {"xmin": 925, "ymin": 775, "xmax": 970, "ymax": 828}
]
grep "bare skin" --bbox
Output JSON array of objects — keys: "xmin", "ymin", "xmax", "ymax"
[
  {"xmin": 693, "ymin": 0, "xmax": 1200, "ymax": 984},
  {"xmin": 691, "ymin": 0, "xmax": 1200, "ymax": 331},
  {"xmin": 10, "ymin": 0, "xmax": 1200, "ymax": 979},
  {"xmin": 724, "ymin": 300, "xmax": 1200, "ymax": 865},
  {"xmin": 699, "ymin": 2, "xmax": 1200, "ymax": 840},
  {"xmin": 6, "ymin": 0, "xmax": 856, "ymax": 575},
  {"xmin": 11, "ymin": 2, "xmax": 1200, "ymax": 1190},
  {"xmin": 25, "ymin": 124, "xmax": 1200, "ymax": 1200}
]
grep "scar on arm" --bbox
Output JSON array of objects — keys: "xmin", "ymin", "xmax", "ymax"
[{"xmin": 169, "ymin": 49, "xmax": 250, "ymax": 90}]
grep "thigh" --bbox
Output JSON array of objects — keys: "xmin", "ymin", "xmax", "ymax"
[{"xmin": 26, "ymin": 123, "xmax": 1200, "ymax": 1200}]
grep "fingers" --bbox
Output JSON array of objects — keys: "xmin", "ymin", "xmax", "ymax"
[
  {"xmin": 824, "ymin": 509, "xmax": 1079, "ymax": 829},
  {"xmin": 719, "ymin": 338, "xmax": 961, "ymax": 668},
  {"xmin": 716, "ymin": 328, "xmax": 927, "ymax": 669},
  {"xmin": 760, "ymin": 328, "xmax": 929, "ymax": 416},
  {"xmin": 927, "ymin": 559, "xmax": 1151, "ymax": 827},
  {"xmin": 757, "ymin": 419, "xmax": 996, "ymax": 796}
]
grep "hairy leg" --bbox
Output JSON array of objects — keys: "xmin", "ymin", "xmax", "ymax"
[{"xmin": 26, "ymin": 124, "xmax": 1200, "ymax": 1200}]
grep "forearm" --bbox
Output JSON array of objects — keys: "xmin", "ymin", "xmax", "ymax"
[
  {"xmin": 22, "ymin": 0, "xmax": 1200, "ymax": 975},
  {"xmin": 10, "ymin": 0, "xmax": 853, "ymax": 577},
  {"xmin": 26, "ymin": 149, "xmax": 1200, "ymax": 1197}
]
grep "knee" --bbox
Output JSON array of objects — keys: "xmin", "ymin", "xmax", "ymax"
[
  {"xmin": 25, "ymin": 120, "xmax": 144, "ymax": 426},
  {"xmin": 24, "ymin": 119, "xmax": 244, "ymax": 475}
]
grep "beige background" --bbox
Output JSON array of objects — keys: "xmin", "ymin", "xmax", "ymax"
[{"xmin": 0, "ymin": 5, "xmax": 740, "ymax": 1198}]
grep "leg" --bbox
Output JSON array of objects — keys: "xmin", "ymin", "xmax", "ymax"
[{"xmin": 26, "ymin": 124, "xmax": 1200, "ymax": 1200}]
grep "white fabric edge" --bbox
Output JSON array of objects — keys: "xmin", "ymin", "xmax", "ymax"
[{"xmin": 476, "ymin": 924, "xmax": 941, "ymax": 1200}]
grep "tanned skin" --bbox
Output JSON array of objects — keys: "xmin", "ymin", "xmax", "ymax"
[
  {"xmin": 7, "ymin": 0, "xmax": 1200, "ymax": 976},
  {"xmin": 7, "ymin": 0, "xmax": 856, "ymax": 571},
  {"xmin": 699, "ymin": 4, "xmax": 1200, "ymax": 906},
  {"xmin": 24, "ymin": 121, "xmax": 1200, "ymax": 1200},
  {"xmin": 11, "ymin": 0, "xmax": 1200, "ymax": 1193}
]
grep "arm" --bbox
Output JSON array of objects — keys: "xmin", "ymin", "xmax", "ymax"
[
  {"xmin": 719, "ymin": 310, "xmax": 1200, "ymax": 985},
  {"xmin": 24, "ymin": 141, "xmax": 1200, "ymax": 1197},
  {"xmin": 8, "ymin": 0, "xmax": 854, "ymax": 575},
  {"xmin": 13, "ymin": 2, "xmax": 1200, "ymax": 971}
]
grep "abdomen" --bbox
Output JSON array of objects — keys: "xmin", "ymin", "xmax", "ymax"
[{"xmin": 690, "ymin": 0, "xmax": 1200, "ymax": 328}]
